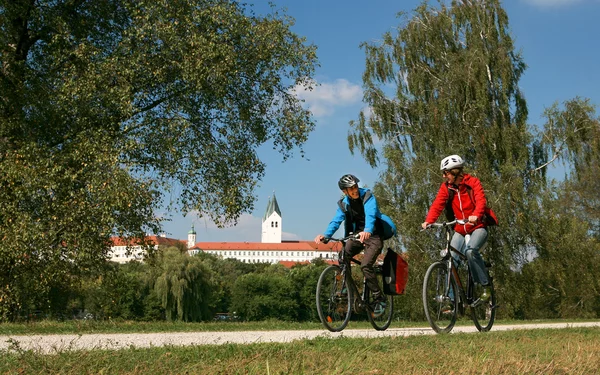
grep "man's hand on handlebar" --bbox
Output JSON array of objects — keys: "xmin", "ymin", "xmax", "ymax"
[
  {"xmin": 357, "ymin": 231, "xmax": 371, "ymax": 243},
  {"xmin": 314, "ymin": 234, "xmax": 325, "ymax": 244}
]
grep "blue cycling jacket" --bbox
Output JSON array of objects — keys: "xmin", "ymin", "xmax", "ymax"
[{"xmin": 323, "ymin": 188, "xmax": 396, "ymax": 239}]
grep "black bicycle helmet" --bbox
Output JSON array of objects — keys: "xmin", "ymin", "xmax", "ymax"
[{"xmin": 338, "ymin": 174, "xmax": 360, "ymax": 189}]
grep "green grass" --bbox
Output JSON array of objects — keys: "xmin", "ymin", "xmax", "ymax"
[
  {"xmin": 0, "ymin": 318, "xmax": 429, "ymax": 335},
  {"xmin": 1, "ymin": 317, "xmax": 595, "ymax": 335},
  {"xmin": 1, "ymin": 327, "xmax": 599, "ymax": 374}
]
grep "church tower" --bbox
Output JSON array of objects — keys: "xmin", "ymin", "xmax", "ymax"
[
  {"xmin": 261, "ymin": 193, "xmax": 282, "ymax": 243},
  {"xmin": 187, "ymin": 224, "xmax": 196, "ymax": 249}
]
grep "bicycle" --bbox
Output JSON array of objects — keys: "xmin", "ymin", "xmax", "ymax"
[
  {"xmin": 315, "ymin": 234, "xmax": 394, "ymax": 332},
  {"xmin": 422, "ymin": 219, "xmax": 497, "ymax": 333}
]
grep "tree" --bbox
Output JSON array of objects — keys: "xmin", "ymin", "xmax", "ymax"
[
  {"xmin": 350, "ymin": 1, "xmax": 600, "ymax": 320},
  {"xmin": 231, "ymin": 271, "xmax": 298, "ymax": 321},
  {"xmin": 518, "ymin": 189, "xmax": 600, "ymax": 319},
  {"xmin": 151, "ymin": 247, "xmax": 214, "ymax": 321},
  {"xmin": 349, "ymin": 0, "xmax": 548, "ymax": 317},
  {"xmin": 0, "ymin": 0, "xmax": 317, "ymax": 320},
  {"xmin": 288, "ymin": 261, "xmax": 329, "ymax": 321},
  {"xmin": 192, "ymin": 252, "xmax": 261, "ymax": 314},
  {"xmin": 537, "ymin": 98, "xmax": 600, "ymax": 237},
  {"xmin": 516, "ymin": 98, "xmax": 600, "ymax": 319}
]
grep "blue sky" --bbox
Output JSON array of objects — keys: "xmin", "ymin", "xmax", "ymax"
[{"xmin": 161, "ymin": 0, "xmax": 600, "ymax": 242}]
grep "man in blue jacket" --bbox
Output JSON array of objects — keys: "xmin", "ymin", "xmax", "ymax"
[{"xmin": 315, "ymin": 174, "xmax": 396, "ymax": 315}]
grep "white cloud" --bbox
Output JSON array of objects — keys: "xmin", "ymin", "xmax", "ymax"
[
  {"xmin": 523, "ymin": 0, "xmax": 586, "ymax": 7},
  {"xmin": 292, "ymin": 79, "xmax": 363, "ymax": 117}
]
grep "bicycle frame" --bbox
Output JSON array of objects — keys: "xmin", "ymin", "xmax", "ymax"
[
  {"xmin": 422, "ymin": 219, "xmax": 497, "ymax": 333},
  {"xmin": 316, "ymin": 234, "xmax": 394, "ymax": 332},
  {"xmin": 338, "ymin": 250, "xmax": 373, "ymax": 312},
  {"xmin": 438, "ymin": 227, "xmax": 476, "ymax": 315}
]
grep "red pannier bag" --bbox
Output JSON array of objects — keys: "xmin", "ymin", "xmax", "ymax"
[{"xmin": 382, "ymin": 248, "xmax": 408, "ymax": 295}]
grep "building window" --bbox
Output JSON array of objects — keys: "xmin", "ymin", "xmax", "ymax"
[
  {"xmin": 271, "ymin": 222, "xmax": 274, "ymax": 227},
  {"xmin": 275, "ymin": 222, "xmax": 278, "ymax": 227}
]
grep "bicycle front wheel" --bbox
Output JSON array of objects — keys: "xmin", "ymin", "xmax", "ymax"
[
  {"xmin": 423, "ymin": 261, "xmax": 458, "ymax": 333},
  {"xmin": 471, "ymin": 281, "xmax": 496, "ymax": 332},
  {"xmin": 316, "ymin": 265, "xmax": 352, "ymax": 332},
  {"xmin": 366, "ymin": 272, "xmax": 394, "ymax": 331}
]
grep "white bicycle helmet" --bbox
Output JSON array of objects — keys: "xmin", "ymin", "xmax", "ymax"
[{"xmin": 440, "ymin": 155, "xmax": 464, "ymax": 171}]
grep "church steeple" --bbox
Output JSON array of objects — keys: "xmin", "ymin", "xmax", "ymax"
[
  {"xmin": 187, "ymin": 224, "xmax": 196, "ymax": 249},
  {"xmin": 261, "ymin": 193, "xmax": 282, "ymax": 243}
]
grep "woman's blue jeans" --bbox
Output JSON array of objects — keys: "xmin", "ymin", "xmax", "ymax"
[{"xmin": 450, "ymin": 228, "xmax": 490, "ymax": 286}]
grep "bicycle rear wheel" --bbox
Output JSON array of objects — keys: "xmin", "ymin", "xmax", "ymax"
[
  {"xmin": 470, "ymin": 281, "xmax": 496, "ymax": 332},
  {"xmin": 316, "ymin": 265, "xmax": 352, "ymax": 332},
  {"xmin": 423, "ymin": 261, "xmax": 458, "ymax": 333},
  {"xmin": 366, "ymin": 271, "xmax": 394, "ymax": 331}
]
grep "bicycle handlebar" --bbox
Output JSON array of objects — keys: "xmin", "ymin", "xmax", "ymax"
[
  {"xmin": 322, "ymin": 233, "xmax": 361, "ymax": 244},
  {"xmin": 422, "ymin": 219, "xmax": 469, "ymax": 230}
]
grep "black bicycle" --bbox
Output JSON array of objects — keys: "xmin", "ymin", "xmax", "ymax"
[
  {"xmin": 422, "ymin": 219, "xmax": 497, "ymax": 333},
  {"xmin": 316, "ymin": 234, "xmax": 394, "ymax": 332}
]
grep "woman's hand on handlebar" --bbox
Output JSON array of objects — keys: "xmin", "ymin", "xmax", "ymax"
[
  {"xmin": 314, "ymin": 234, "xmax": 325, "ymax": 244},
  {"xmin": 421, "ymin": 222, "xmax": 430, "ymax": 230}
]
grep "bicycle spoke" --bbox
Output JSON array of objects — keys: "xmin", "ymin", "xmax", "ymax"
[
  {"xmin": 471, "ymin": 282, "xmax": 496, "ymax": 332},
  {"xmin": 316, "ymin": 265, "xmax": 352, "ymax": 332},
  {"xmin": 423, "ymin": 262, "xmax": 457, "ymax": 333},
  {"xmin": 366, "ymin": 271, "xmax": 394, "ymax": 331}
]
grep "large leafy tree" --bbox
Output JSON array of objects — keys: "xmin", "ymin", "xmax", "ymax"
[
  {"xmin": 538, "ymin": 98, "xmax": 600, "ymax": 236},
  {"xmin": 348, "ymin": 0, "xmax": 545, "ymax": 316},
  {"xmin": 517, "ymin": 98, "xmax": 600, "ymax": 318},
  {"xmin": 0, "ymin": 0, "xmax": 317, "ymax": 320},
  {"xmin": 351, "ymin": 0, "xmax": 600, "ymax": 319}
]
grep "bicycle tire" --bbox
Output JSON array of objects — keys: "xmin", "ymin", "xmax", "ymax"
[
  {"xmin": 423, "ymin": 261, "xmax": 458, "ymax": 333},
  {"xmin": 470, "ymin": 280, "xmax": 496, "ymax": 332},
  {"xmin": 316, "ymin": 265, "xmax": 352, "ymax": 332},
  {"xmin": 366, "ymin": 271, "xmax": 394, "ymax": 331}
]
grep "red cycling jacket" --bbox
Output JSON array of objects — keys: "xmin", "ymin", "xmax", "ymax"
[{"xmin": 425, "ymin": 174, "xmax": 487, "ymax": 235}]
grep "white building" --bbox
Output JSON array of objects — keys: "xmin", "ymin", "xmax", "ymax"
[
  {"xmin": 108, "ymin": 235, "xmax": 186, "ymax": 264},
  {"xmin": 109, "ymin": 193, "xmax": 340, "ymax": 266}
]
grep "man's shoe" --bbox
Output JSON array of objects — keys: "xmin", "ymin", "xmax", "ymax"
[
  {"xmin": 371, "ymin": 301, "xmax": 387, "ymax": 318},
  {"xmin": 336, "ymin": 287, "xmax": 348, "ymax": 299},
  {"xmin": 480, "ymin": 287, "xmax": 491, "ymax": 302}
]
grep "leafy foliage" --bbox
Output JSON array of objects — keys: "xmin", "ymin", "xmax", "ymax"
[
  {"xmin": 350, "ymin": 0, "xmax": 599, "ymax": 319},
  {"xmin": 350, "ymin": 0, "xmax": 538, "ymax": 305},
  {"xmin": 151, "ymin": 248, "xmax": 215, "ymax": 321},
  {"xmin": 0, "ymin": 0, "xmax": 317, "ymax": 320},
  {"xmin": 231, "ymin": 270, "xmax": 298, "ymax": 321}
]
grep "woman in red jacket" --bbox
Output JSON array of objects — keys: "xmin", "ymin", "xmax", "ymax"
[{"xmin": 421, "ymin": 155, "xmax": 491, "ymax": 301}]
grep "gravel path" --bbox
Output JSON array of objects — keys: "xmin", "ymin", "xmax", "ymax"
[{"xmin": 2, "ymin": 322, "xmax": 599, "ymax": 354}]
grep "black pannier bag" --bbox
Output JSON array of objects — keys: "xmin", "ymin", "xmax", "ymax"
[{"xmin": 382, "ymin": 248, "xmax": 408, "ymax": 295}]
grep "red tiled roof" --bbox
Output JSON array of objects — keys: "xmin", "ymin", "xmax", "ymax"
[
  {"xmin": 278, "ymin": 260, "xmax": 310, "ymax": 268},
  {"xmin": 277, "ymin": 259, "xmax": 338, "ymax": 268},
  {"xmin": 110, "ymin": 235, "xmax": 186, "ymax": 247},
  {"xmin": 192, "ymin": 240, "xmax": 343, "ymax": 252}
]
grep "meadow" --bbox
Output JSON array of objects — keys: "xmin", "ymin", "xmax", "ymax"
[{"xmin": 1, "ymin": 320, "xmax": 599, "ymax": 374}]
